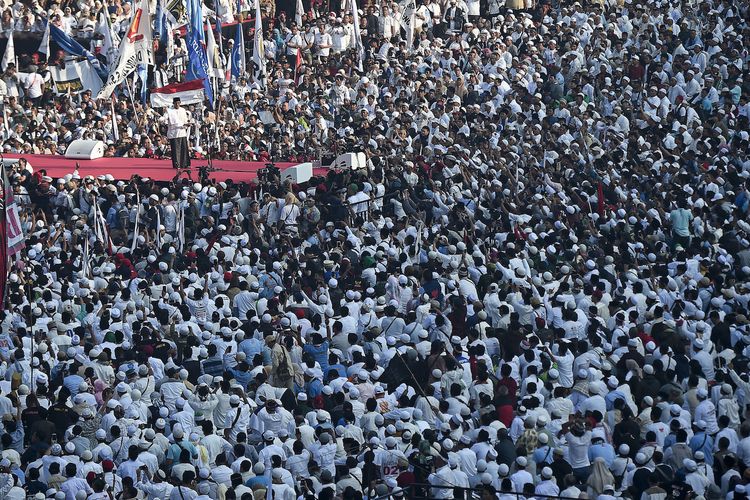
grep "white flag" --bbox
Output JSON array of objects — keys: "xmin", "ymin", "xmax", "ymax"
[
  {"xmin": 295, "ymin": 0, "xmax": 303, "ymax": 26},
  {"xmin": 97, "ymin": 0, "xmax": 153, "ymax": 99},
  {"xmin": 1, "ymin": 31, "xmax": 14, "ymax": 72},
  {"xmin": 99, "ymin": 10, "xmax": 120, "ymax": 65},
  {"xmin": 205, "ymin": 17, "xmax": 214, "ymax": 78},
  {"xmin": 350, "ymin": 0, "xmax": 364, "ymax": 72},
  {"xmin": 205, "ymin": 17, "xmax": 223, "ymax": 79},
  {"xmin": 399, "ymin": 0, "xmax": 416, "ymax": 52},
  {"xmin": 38, "ymin": 22, "xmax": 50, "ymax": 56},
  {"xmin": 253, "ymin": 0, "xmax": 266, "ymax": 87}
]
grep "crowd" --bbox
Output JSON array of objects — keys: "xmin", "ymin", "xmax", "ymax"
[{"xmin": 0, "ymin": 0, "xmax": 750, "ymax": 498}]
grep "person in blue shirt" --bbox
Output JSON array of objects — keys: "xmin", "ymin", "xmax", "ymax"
[
  {"xmin": 604, "ymin": 382, "xmax": 627, "ymax": 411},
  {"xmin": 325, "ymin": 353, "xmax": 347, "ymax": 381},
  {"xmin": 532, "ymin": 434, "xmax": 554, "ymax": 466},
  {"xmin": 303, "ymin": 333, "xmax": 330, "ymax": 373},
  {"xmin": 238, "ymin": 333, "xmax": 264, "ymax": 362},
  {"xmin": 304, "ymin": 368, "xmax": 324, "ymax": 399},
  {"xmin": 689, "ymin": 422, "xmax": 715, "ymax": 466},
  {"xmin": 245, "ymin": 462, "xmax": 270, "ymax": 489},
  {"xmin": 588, "ymin": 434, "xmax": 616, "ymax": 468},
  {"xmin": 165, "ymin": 428, "xmax": 197, "ymax": 467},
  {"xmin": 225, "ymin": 351, "xmax": 253, "ymax": 389},
  {"xmin": 62, "ymin": 368, "xmax": 85, "ymax": 398}
]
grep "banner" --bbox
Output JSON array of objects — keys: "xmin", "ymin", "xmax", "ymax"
[
  {"xmin": 185, "ymin": 0, "xmax": 214, "ymax": 105},
  {"xmin": 252, "ymin": 0, "xmax": 265, "ymax": 87},
  {"xmin": 1, "ymin": 32, "xmax": 14, "ymax": 72},
  {"xmin": 150, "ymin": 79, "xmax": 205, "ymax": 107},
  {"xmin": 96, "ymin": 0, "xmax": 153, "ymax": 99},
  {"xmin": 50, "ymin": 61, "xmax": 103, "ymax": 96},
  {"xmin": 399, "ymin": 0, "xmax": 416, "ymax": 52},
  {"xmin": 0, "ymin": 161, "xmax": 25, "ymax": 311}
]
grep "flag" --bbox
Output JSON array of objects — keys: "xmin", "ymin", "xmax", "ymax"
[
  {"xmin": 48, "ymin": 22, "xmax": 108, "ymax": 80},
  {"xmin": 0, "ymin": 163, "xmax": 26, "ymax": 310},
  {"xmin": 166, "ymin": 0, "xmax": 186, "ymax": 26},
  {"xmin": 136, "ymin": 63, "xmax": 149, "ymax": 103},
  {"xmin": 150, "ymin": 79, "xmax": 205, "ymax": 107},
  {"xmin": 166, "ymin": 16, "xmax": 175, "ymax": 61},
  {"xmin": 205, "ymin": 17, "xmax": 214, "ymax": 79},
  {"xmin": 350, "ymin": 0, "xmax": 364, "ymax": 72},
  {"xmin": 50, "ymin": 60, "xmax": 103, "ymax": 95},
  {"xmin": 252, "ymin": 0, "xmax": 265, "ymax": 87},
  {"xmin": 295, "ymin": 0, "xmax": 304, "ymax": 26},
  {"xmin": 214, "ymin": 17, "xmax": 227, "ymax": 79},
  {"xmin": 154, "ymin": 0, "xmax": 167, "ymax": 41},
  {"xmin": 206, "ymin": 17, "xmax": 224, "ymax": 80},
  {"xmin": 97, "ymin": 0, "xmax": 153, "ymax": 99},
  {"xmin": 294, "ymin": 47, "xmax": 302, "ymax": 84},
  {"xmin": 231, "ymin": 17, "xmax": 246, "ymax": 80},
  {"xmin": 38, "ymin": 21, "xmax": 50, "ymax": 56},
  {"xmin": 185, "ymin": 0, "xmax": 213, "ymax": 105},
  {"xmin": 1, "ymin": 32, "xmax": 14, "ymax": 72},
  {"xmin": 399, "ymin": 0, "xmax": 416, "ymax": 52},
  {"xmin": 98, "ymin": 9, "xmax": 120, "ymax": 66}
]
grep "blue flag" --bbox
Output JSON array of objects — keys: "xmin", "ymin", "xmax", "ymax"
[
  {"xmin": 185, "ymin": 0, "xmax": 213, "ymax": 105},
  {"xmin": 137, "ymin": 63, "xmax": 148, "ymax": 104},
  {"xmin": 49, "ymin": 23, "xmax": 107, "ymax": 81},
  {"xmin": 154, "ymin": 0, "xmax": 165, "ymax": 41},
  {"xmin": 230, "ymin": 20, "xmax": 245, "ymax": 80}
]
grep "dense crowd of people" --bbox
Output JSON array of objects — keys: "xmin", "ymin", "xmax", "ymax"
[{"xmin": 0, "ymin": 0, "xmax": 749, "ymax": 498}]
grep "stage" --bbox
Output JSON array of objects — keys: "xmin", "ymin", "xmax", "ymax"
[{"xmin": 2, "ymin": 154, "xmax": 326, "ymax": 184}]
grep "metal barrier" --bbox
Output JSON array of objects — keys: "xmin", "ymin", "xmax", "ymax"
[{"xmin": 368, "ymin": 483, "xmax": 583, "ymax": 500}]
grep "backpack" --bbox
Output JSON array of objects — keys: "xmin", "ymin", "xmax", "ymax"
[
  {"xmin": 116, "ymin": 205, "xmax": 130, "ymax": 229},
  {"xmin": 276, "ymin": 346, "xmax": 293, "ymax": 381}
]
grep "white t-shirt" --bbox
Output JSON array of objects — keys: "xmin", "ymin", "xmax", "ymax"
[
  {"xmin": 555, "ymin": 351, "xmax": 575, "ymax": 388},
  {"xmin": 285, "ymin": 33, "xmax": 303, "ymax": 56},
  {"xmin": 565, "ymin": 431, "xmax": 592, "ymax": 468},
  {"xmin": 316, "ymin": 32, "xmax": 332, "ymax": 57},
  {"xmin": 23, "ymin": 72, "xmax": 43, "ymax": 98}
]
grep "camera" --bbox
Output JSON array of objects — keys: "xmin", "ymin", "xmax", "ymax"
[{"xmin": 258, "ymin": 163, "xmax": 280, "ymax": 184}]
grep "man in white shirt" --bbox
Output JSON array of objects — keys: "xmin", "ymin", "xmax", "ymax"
[
  {"xmin": 314, "ymin": 23, "xmax": 333, "ymax": 60},
  {"xmin": 159, "ymin": 97, "xmax": 192, "ymax": 170},
  {"xmin": 284, "ymin": 25, "xmax": 303, "ymax": 68},
  {"xmin": 22, "ymin": 68, "xmax": 44, "ymax": 103}
]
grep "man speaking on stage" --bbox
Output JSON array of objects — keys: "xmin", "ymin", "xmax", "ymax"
[{"xmin": 160, "ymin": 97, "xmax": 193, "ymax": 170}]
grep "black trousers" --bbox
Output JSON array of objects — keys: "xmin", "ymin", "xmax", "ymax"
[{"xmin": 170, "ymin": 137, "xmax": 190, "ymax": 169}]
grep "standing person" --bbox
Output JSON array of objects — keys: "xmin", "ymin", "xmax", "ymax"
[
  {"xmin": 22, "ymin": 66, "xmax": 44, "ymax": 105},
  {"xmin": 160, "ymin": 97, "xmax": 193, "ymax": 170}
]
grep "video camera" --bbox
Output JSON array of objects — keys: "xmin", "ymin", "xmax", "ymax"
[{"xmin": 257, "ymin": 163, "xmax": 280, "ymax": 184}]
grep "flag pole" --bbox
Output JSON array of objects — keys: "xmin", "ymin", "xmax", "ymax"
[
  {"xmin": 111, "ymin": 97, "xmax": 119, "ymax": 141},
  {"xmin": 0, "ymin": 162, "xmax": 7, "ymax": 311}
]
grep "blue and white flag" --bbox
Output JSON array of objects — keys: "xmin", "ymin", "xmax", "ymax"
[
  {"xmin": 230, "ymin": 8, "xmax": 246, "ymax": 81},
  {"xmin": 185, "ymin": 0, "xmax": 214, "ymax": 105},
  {"xmin": 45, "ymin": 23, "xmax": 108, "ymax": 80}
]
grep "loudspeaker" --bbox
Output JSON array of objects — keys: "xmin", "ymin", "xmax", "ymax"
[
  {"xmin": 333, "ymin": 152, "xmax": 367, "ymax": 170},
  {"xmin": 280, "ymin": 163, "xmax": 313, "ymax": 184},
  {"xmin": 65, "ymin": 140, "xmax": 105, "ymax": 160}
]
